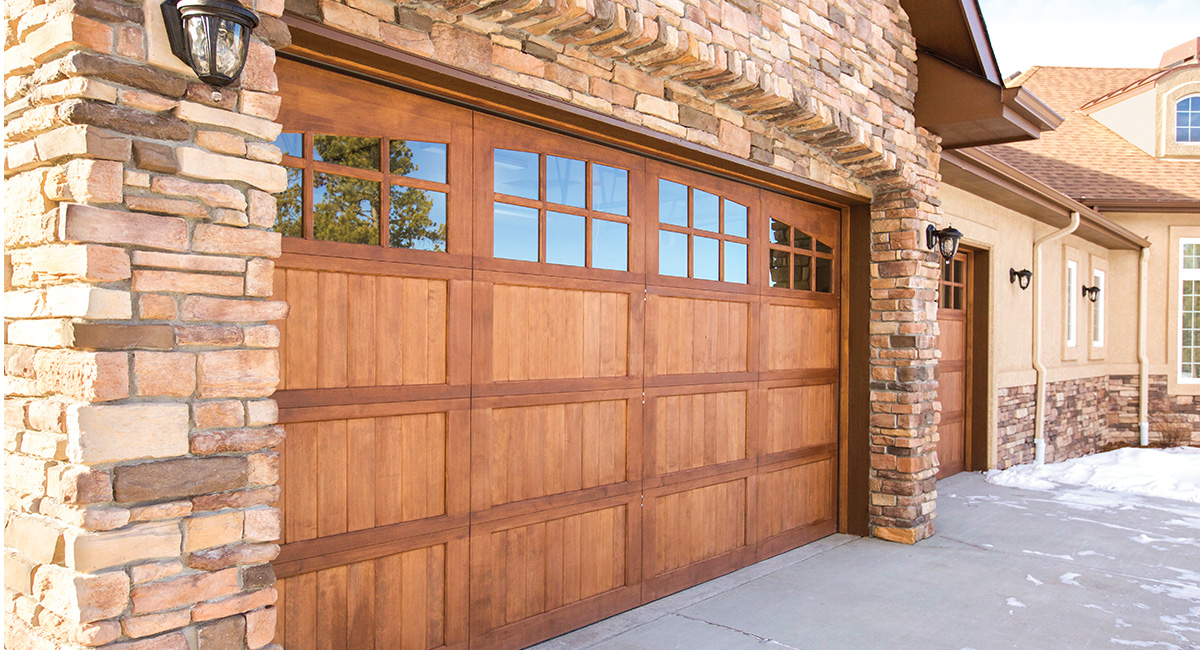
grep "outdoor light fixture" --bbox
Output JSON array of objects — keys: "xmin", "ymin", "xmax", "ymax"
[
  {"xmin": 1010, "ymin": 268, "xmax": 1032, "ymax": 290},
  {"xmin": 162, "ymin": 0, "xmax": 259, "ymax": 87},
  {"xmin": 926, "ymin": 224, "xmax": 964, "ymax": 264},
  {"xmin": 1082, "ymin": 285, "xmax": 1101, "ymax": 302}
]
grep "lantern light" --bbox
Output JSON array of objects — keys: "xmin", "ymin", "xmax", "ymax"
[
  {"xmin": 926, "ymin": 224, "xmax": 964, "ymax": 265},
  {"xmin": 1082, "ymin": 285, "xmax": 1101, "ymax": 303},
  {"xmin": 162, "ymin": 0, "xmax": 259, "ymax": 87},
  {"xmin": 1009, "ymin": 268, "xmax": 1033, "ymax": 290}
]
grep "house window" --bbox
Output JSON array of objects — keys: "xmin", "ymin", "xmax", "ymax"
[
  {"xmin": 1181, "ymin": 239, "xmax": 1200, "ymax": 381},
  {"xmin": 492, "ymin": 149, "xmax": 630, "ymax": 270},
  {"xmin": 273, "ymin": 132, "xmax": 450, "ymax": 251},
  {"xmin": 657, "ymin": 179, "xmax": 749, "ymax": 283},
  {"xmin": 1066, "ymin": 260, "xmax": 1078, "ymax": 348},
  {"xmin": 1177, "ymin": 96, "xmax": 1200, "ymax": 143},
  {"xmin": 1092, "ymin": 269, "xmax": 1105, "ymax": 347}
]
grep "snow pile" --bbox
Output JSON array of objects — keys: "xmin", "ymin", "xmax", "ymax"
[{"xmin": 986, "ymin": 447, "xmax": 1200, "ymax": 503}]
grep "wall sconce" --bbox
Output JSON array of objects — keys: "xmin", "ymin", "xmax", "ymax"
[
  {"xmin": 926, "ymin": 224, "xmax": 964, "ymax": 265},
  {"xmin": 162, "ymin": 0, "xmax": 259, "ymax": 87},
  {"xmin": 1082, "ymin": 285, "xmax": 1101, "ymax": 302},
  {"xmin": 1010, "ymin": 268, "xmax": 1032, "ymax": 290}
]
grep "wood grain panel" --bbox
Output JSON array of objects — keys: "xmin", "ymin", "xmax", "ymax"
[
  {"xmin": 649, "ymin": 296, "xmax": 749, "ymax": 375},
  {"xmin": 938, "ymin": 317, "xmax": 966, "ymax": 362},
  {"xmin": 653, "ymin": 391, "xmax": 748, "ymax": 475},
  {"xmin": 279, "ymin": 413, "xmax": 447, "ymax": 543},
  {"xmin": 756, "ymin": 459, "xmax": 835, "ymax": 541},
  {"xmin": 653, "ymin": 479, "xmax": 746, "ymax": 574},
  {"xmin": 764, "ymin": 384, "xmax": 837, "ymax": 455},
  {"xmin": 938, "ymin": 369, "xmax": 965, "ymax": 415},
  {"xmin": 491, "ymin": 285, "xmax": 629, "ymax": 381},
  {"xmin": 277, "ymin": 269, "xmax": 448, "ymax": 391},
  {"xmin": 475, "ymin": 400, "xmax": 629, "ymax": 510},
  {"xmin": 470, "ymin": 505, "xmax": 628, "ymax": 631},
  {"xmin": 767, "ymin": 305, "xmax": 837, "ymax": 371},
  {"xmin": 277, "ymin": 543, "xmax": 453, "ymax": 650}
]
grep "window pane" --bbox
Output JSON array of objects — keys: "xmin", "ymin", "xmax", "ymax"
[
  {"xmin": 816, "ymin": 238, "xmax": 833, "ymax": 254},
  {"xmin": 724, "ymin": 242, "xmax": 747, "ymax": 284},
  {"xmin": 391, "ymin": 140, "xmax": 446, "ymax": 183},
  {"xmin": 593, "ymin": 164, "xmax": 628, "ymax": 216},
  {"xmin": 275, "ymin": 132, "xmax": 303, "ymax": 158},
  {"xmin": 314, "ymin": 135, "xmax": 380, "ymax": 171},
  {"xmin": 815, "ymin": 257, "xmax": 833, "ymax": 293},
  {"xmin": 694, "ymin": 189, "xmax": 720, "ymax": 232},
  {"xmin": 494, "ymin": 202, "xmax": 539, "ymax": 261},
  {"xmin": 770, "ymin": 250, "xmax": 790, "ymax": 288},
  {"xmin": 274, "ymin": 168, "xmax": 303, "ymax": 237},
  {"xmin": 313, "ymin": 172, "xmax": 379, "ymax": 245},
  {"xmin": 794, "ymin": 254, "xmax": 812, "ymax": 291},
  {"xmin": 770, "ymin": 219, "xmax": 790, "ymax": 245},
  {"xmin": 659, "ymin": 230, "xmax": 688, "ymax": 277},
  {"xmin": 593, "ymin": 219, "xmax": 628, "ymax": 271},
  {"xmin": 724, "ymin": 199, "xmax": 748, "ymax": 237},
  {"xmin": 659, "ymin": 179, "xmax": 688, "ymax": 227},
  {"xmin": 389, "ymin": 186, "xmax": 446, "ymax": 251},
  {"xmin": 546, "ymin": 156, "xmax": 586, "ymax": 208},
  {"xmin": 1184, "ymin": 243, "xmax": 1200, "ymax": 269},
  {"xmin": 694, "ymin": 235, "xmax": 719, "ymax": 281},
  {"xmin": 546, "ymin": 210, "xmax": 585, "ymax": 267},
  {"xmin": 494, "ymin": 149, "xmax": 539, "ymax": 199},
  {"xmin": 795, "ymin": 230, "xmax": 813, "ymax": 249}
]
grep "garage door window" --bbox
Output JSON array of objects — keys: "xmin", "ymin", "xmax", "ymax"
[
  {"xmin": 658, "ymin": 179, "xmax": 749, "ymax": 283},
  {"xmin": 492, "ymin": 149, "xmax": 630, "ymax": 270},
  {"xmin": 768, "ymin": 219, "xmax": 835, "ymax": 293},
  {"xmin": 273, "ymin": 132, "xmax": 449, "ymax": 251}
]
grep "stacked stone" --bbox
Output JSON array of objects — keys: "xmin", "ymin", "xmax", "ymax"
[
  {"xmin": 995, "ymin": 384, "xmax": 1036, "ymax": 469},
  {"xmin": 1041, "ymin": 375, "xmax": 1107, "ymax": 463},
  {"xmin": 4, "ymin": 0, "xmax": 289, "ymax": 645},
  {"xmin": 288, "ymin": 0, "xmax": 942, "ymax": 540},
  {"xmin": 1107, "ymin": 375, "xmax": 1200, "ymax": 447}
]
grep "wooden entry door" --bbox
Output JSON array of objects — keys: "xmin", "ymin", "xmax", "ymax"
[
  {"xmin": 269, "ymin": 58, "xmax": 841, "ymax": 650},
  {"xmin": 936, "ymin": 251, "xmax": 970, "ymax": 479}
]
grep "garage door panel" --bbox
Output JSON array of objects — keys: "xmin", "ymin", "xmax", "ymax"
[
  {"xmin": 489, "ymin": 283, "xmax": 630, "ymax": 382},
  {"xmin": 469, "ymin": 503, "xmax": 633, "ymax": 634},
  {"xmin": 276, "ymin": 538, "xmax": 468, "ymax": 650},
  {"xmin": 649, "ymin": 478, "xmax": 749, "ymax": 575},
  {"xmin": 767, "ymin": 304, "xmax": 838, "ymax": 371},
  {"xmin": 472, "ymin": 398, "xmax": 632, "ymax": 511},
  {"xmin": 649, "ymin": 390, "xmax": 749, "ymax": 476},
  {"xmin": 764, "ymin": 383, "xmax": 838, "ymax": 455},
  {"xmin": 276, "ymin": 269, "xmax": 450, "ymax": 391},
  {"xmin": 756, "ymin": 457, "xmax": 836, "ymax": 545},
  {"xmin": 279, "ymin": 411, "xmax": 462, "ymax": 545},
  {"xmin": 647, "ymin": 295, "xmax": 749, "ymax": 376}
]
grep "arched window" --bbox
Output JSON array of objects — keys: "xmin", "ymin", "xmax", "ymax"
[{"xmin": 1178, "ymin": 95, "xmax": 1200, "ymax": 143}]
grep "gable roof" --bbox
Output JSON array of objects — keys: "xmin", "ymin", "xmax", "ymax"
[{"xmin": 982, "ymin": 66, "xmax": 1200, "ymax": 208}]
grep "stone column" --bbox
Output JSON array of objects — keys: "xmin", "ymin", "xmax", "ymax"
[
  {"xmin": 4, "ymin": 0, "xmax": 289, "ymax": 645},
  {"xmin": 865, "ymin": 131, "xmax": 944, "ymax": 544}
]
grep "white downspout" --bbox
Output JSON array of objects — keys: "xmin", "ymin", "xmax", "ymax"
[
  {"xmin": 1032, "ymin": 211, "xmax": 1080, "ymax": 465},
  {"xmin": 1138, "ymin": 247, "xmax": 1150, "ymax": 446}
]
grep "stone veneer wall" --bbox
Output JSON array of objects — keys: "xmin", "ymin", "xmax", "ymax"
[
  {"xmin": 5, "ymin": 0, "xmax": 949, "ymax": 643},
  {"xmin": 4, "ymin": 0, "xmax": 289, "ymax": 644},
  {"xmin": 996, "ymin": 374, "xmax": 1198, "ymax": 470},
  {"xmin": 297, "ymin": 0, "xmax": 945, "ymax": 542},
  {"xmin": 1109, "ymin": 375, "xmax": 1200, "ymax": 446}
]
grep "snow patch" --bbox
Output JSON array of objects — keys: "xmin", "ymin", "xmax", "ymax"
[
  {"xmin": 1023, "ymin": 549, "xmax": 1075, "ymax": 561},
  {"xmin": 1006, "ymin": 598, "xmax": 1026, "ymax": 608},
  {"xmin": 1026, "ymin": 574, "xmax": 1043, "ymax": 586},
  {"xmin": 986, "ymin": 447, "xmax": 1200, "ymax": 504},
  {"xmin": 1060, "ymin": 572, "xmax": 1083, "ymax": 587}
]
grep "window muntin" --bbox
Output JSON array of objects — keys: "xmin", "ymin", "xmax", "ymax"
[
  {"xmin": 1092, "ymin": 269, "xmax": 1105, "ymax": 347},
  {"xmin": 939, "ymin": 256, "xmax": 966, "ymax": 310},
  {"xmin": 491, "ymin": 149, "xmax": 630, "ymax": 270},
  {"xmin": 1180, "ymin": 239, "xmax": 1200, "ymax": 382},
  {"xmin": 273, "ymin": 132, "xmax": 449, "ymax": 251},
  {"xmin": 1066, "ymin": 260, "xmax": 1078, "ymax": 348},
  {"xmin": 1177, "ymin": 95, "xmax": 1200, "ymax": 143},
  {"xmin": 655, "ymin": 179, "xmax": 750, "ymax": 284},
  {"xmin": 767, "ymin": 219, "xmax": 835, "ymax": 293}
]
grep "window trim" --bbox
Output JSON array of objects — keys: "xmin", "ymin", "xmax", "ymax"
[
  {"xmin": 1091, "ymin": 268, "xmax": 1105, "ymax": 349},
  {"xmin": 1179, "ymin": 237, "xmax": 1200, "ymax": 384},
  {"xmin": 1065, "ymin": 259, "xmax": 1078, "ymax": 349}
]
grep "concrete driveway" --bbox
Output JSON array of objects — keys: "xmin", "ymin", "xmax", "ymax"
[{"xmin": 529, "ymin": 472, "xmax": 1200, "ymax": 650}]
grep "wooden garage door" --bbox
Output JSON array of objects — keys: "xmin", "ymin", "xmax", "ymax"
[
  {"xmin": 936, "ymin": 251, "xmax": 970, "ymax": 479},
  {"xmin": 269, "ymin": 58, "xmax": 840, "ymax": 650}
]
